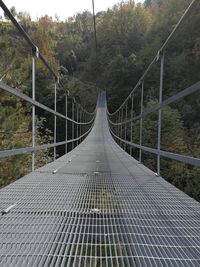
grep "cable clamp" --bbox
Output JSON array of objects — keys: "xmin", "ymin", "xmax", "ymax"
[{"xmin": 33, "ymin": 46, "xmax": 39, "ymax": 58}]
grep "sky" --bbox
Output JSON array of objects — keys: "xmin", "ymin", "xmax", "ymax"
[{"xmin": 0, "ymin": 0, "xmax": 144, "ymax": 21}]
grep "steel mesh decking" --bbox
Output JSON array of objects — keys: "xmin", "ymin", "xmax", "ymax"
[{"xmin": 0, "ymin": 93, "xmax": 200, "ymax": 267}]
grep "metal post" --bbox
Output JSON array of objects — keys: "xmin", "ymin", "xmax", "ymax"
[
  {"xmin": 65, "ymin": 92, "xmax": 68, "ymax": 154},
  {"xmin": 139, "ymin": 81, "xmax": 144, "ymax": 163},
  {"xmin": 130, "ymin": 94, "xmax": 134, "ymax": 156},
  {"xmin": 117, "ymin": 111, "xmax": 120, "ymax": 141},
  {"xmin": 86, "ymin": 113, "xmax": 88, "ymax": 134},
  {"xmin": 157, "ymin": 51, "xmax": 165, "ymax": 176},
  {"xmin": 54, "ymin": 81, "xmax": 57, "ymax": 161},
  {"xmin": 124, "ymin": 104, "xmax": 128, "ymax": 151},
  {"xmin": 92, "ymin": 0, "xmax": 97, "ymax": 59},
  {"xmin": 32, "ymin": 55, "xmax": 36, "ymax": 171},
  {"xmin": 72, "ymin": 100, "xmax": 75, "ymax": 150},
  {"xmin": 85, "ymin": 113, "xmax": 87, "ymax": 138},
  {"xmin": 116, "ymin": 112, "xmax": 119, "ymax": 143},
  {"xmin": 114, "ymin": 114, "xmax": 116, "ymax": 137},
  {"xmin": 76, "ymin": 104, "xmax": 79, "ymax": 146},
  {"xmin": 119, "ymin": 110, "xmax": 121, "ymax": 145},
  {"xmin": 79, "ymin": 108, "xmax": 82, "ymax": 143},
  {"xmin": 83, "ymin": 112, "xmax": 85, "ymax": 139},
  {"xmin": 120, "ymin": 108, "xmax": 123, "ymax": 147}
]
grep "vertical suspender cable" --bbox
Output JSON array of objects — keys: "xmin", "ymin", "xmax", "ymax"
[
  {"xmin": 139, "ymin": 81, "xmax": 144, "ymax": 163},
  {"xmin": 65, "ymin": 92, "xmax": 68, "ymax": 154},
  {"xmin": 77, "ymin": 104, "xmax": 79, "ymax": 146},
  {"xmin": 157, "ymin": 52, "xmax": 165, "ymax": 176},
  {"xmin": 80, "ymin": 108, "xmax": 82, "ymax": 142},
  {"xmin": 130, "ymin": 94, "xmax": 134, "ymax": 156},
  {"xmin": 32, "ymin": 55, "xmax": 36, "ymax": 171},
  {"xmin": 124, "ymin": 104, "xmax": 128, "ymax": 151},
  {"xmin": 54, "ymin": 81, "xmax": 57, "ymax": 161},
  {"xmin": 72, "ymin": 100, "xmax": 74, "ymax": 150},
  {"xmin": 92, "ymin": 0, "xmax": 98, "ymax": 59}
]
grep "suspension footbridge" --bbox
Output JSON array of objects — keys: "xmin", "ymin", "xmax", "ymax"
[
  {"xmin": 0, "ymin": 92, "xmax": 200, "ymax": 266},
  {"xmin": 0, "ymin": 0, "xmax": 200, "ymax": 266}
]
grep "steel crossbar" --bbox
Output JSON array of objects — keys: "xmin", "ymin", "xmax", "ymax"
[
  {"xmin": 109, "ymin": 125, "xmax": 200, "ymax": 167},
  {"xmin": 0, "ymin": 82, "xmax": 94, "ymax": 126},
  {"xmin": 0, "ymin": 123, "xmax": 94, "ymax": 159},
  {"xmin": 108, "ymin": 82, "xmax": 200, "ymax": 126}
]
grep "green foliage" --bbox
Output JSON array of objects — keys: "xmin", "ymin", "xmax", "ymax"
[
  {"xmin": 0, "ymin": 15, "xmax": 55, "ymax": 187},
  {"xmin": 0, "ymin": 93, "xmax": 53, "ymax": 188},
  {"xmin": 129, "ymin": 100, "xmax": 200, "ymax": 201}
]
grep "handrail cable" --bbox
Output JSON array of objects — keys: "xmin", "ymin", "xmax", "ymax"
[
  {"xmin": 107, "ymin": 0, "xmax": 200, "ymax": 176},
  {"xmin": 107, "ymin": 0, "xmax": 198, "ymax": 116},
  {"xmin": 0, "ymin": 0, "xmax": 97, "ymax": 168},
  {"xmin": 0, "ymin": 0, "xmax": 95, "ymax": 116}
]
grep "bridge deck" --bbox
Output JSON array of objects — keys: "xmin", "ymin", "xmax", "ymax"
[{"xmin": 0, "ymin": 93, "xmax": 200, "ymax": 267}]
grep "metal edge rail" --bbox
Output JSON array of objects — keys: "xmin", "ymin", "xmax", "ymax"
[
  {"xmin": 107, "ymin": 0, "xmax": 198, "ymax": 116},
  {"xmin": 0, "ymin": 82, "xmax": 94, "ymax": 126},
  {"xmin": 108, "ymin": 81, "xmax": 200, "ymax": 126},
  {"xmin": 0, "ymin": 119, "xmax": 95, "ymax": 159},
  {"xmin": 109, "ymin": 125, "xmax": 200, "ymax": 168}
]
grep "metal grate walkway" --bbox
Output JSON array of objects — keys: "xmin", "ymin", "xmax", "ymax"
[{"xmin": 0, "ymin": 92, "xmax": 200, "ymax": 267}]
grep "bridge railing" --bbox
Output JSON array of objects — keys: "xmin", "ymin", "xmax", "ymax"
[
  {"xmin": 107, "ymin": 0, "xmax": 200, "ymax": 175},
  {"xmin": 0, "ymin": 0, "xmax": 97, "ymax": 171}
]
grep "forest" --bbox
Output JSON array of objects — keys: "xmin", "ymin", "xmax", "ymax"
[{"xmin": 0, "ymin": 0, "xmax": 200, "ymax": 201}]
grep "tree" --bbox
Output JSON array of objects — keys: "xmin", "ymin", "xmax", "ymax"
[{"xmin": 144, "ymin": 0, "xmax": 152, "ymax": 8}]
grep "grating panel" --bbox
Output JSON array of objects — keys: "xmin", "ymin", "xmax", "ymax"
[{"xmin": 0, "ymin": 92, "xmax": 200, "ymax": 266}]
